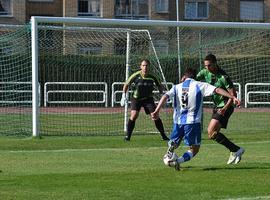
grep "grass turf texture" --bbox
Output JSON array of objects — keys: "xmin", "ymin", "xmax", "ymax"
[{"xmin": 0, "ymin": 133, "xmax": 269, "ymax": 200}]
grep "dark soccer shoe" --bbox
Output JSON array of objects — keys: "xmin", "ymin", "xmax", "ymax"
[
  {"xmin": 174, "ymin": 161, "xmax": 180, "ymax": 171},
  {"xmin": 161, "ymin": 136, "xmax": 170, "ymax": 141},
  {"xmin": 168, "ymin": 160, "xmax": 180, "ymax": 171},
  {"xmin": 124, "ymin": 136, "xmax": 130, "ymax": 141}
]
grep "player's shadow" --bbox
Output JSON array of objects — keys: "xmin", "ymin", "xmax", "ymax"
[
  {"xmin": 202, "ymin": 163, "xmax": 270, "ymax": 171},
  {"xmin": 178, "ymin": 163, "xmax": 270, "ymax": 171}
]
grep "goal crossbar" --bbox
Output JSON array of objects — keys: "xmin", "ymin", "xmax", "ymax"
[{"xmin": 32, "ymin": 16, "xmax": 270, "ymax": 29}]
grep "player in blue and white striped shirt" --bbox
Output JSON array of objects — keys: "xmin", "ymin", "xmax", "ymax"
[{"xmin": 151, "ymin": 68, "xmax": 241, "ymax": 171}]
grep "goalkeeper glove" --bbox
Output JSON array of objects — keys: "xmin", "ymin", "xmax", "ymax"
[{"xmin": 120, "ymin": 93, "xmax": 127, "ymax": 106}]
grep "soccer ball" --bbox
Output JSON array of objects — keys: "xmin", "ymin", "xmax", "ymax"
[{"xmin": 163, "ymin": 152, "xmax": 178, "ymax": 166}]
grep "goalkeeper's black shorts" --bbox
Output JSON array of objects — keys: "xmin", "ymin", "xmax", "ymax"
[{"xmin": 130, "ymin": 97, "xmax": 156, "ymax": 115}]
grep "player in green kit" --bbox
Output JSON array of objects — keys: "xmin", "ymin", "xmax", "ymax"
[{"xmin": 196, "ymin": 54, "xmax": 245, "ymax": 164}]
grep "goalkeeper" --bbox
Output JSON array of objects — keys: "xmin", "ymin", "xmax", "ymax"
[
  {"xmin": 196, "ymin": 53, "xmax": 245, "ymax": 164},
  {"xmin": 120, "ymin": 59, "xmax": 169, "ymax": 141}
]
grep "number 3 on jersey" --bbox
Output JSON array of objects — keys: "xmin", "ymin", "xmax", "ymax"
[{"xmin": 181, "ymin": 88, "xmax": 189, "ymax": 109}]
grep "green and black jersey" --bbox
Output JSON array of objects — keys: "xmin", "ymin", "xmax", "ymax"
[
  {"xmin": 196, "ymin": 68, "xmax": 234, "ymax": 108},
  {"xmin": 125, "ymin": 71, "xmax": 161, "ymax": 100}
]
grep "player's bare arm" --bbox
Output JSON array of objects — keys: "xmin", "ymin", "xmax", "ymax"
[
  {"xmin": 215, "ymin": 88, "xmax": 241, "ymax": 107},
  {"xmin": 218, "ymin": 88, "xmax": 235, "ymax": 114},
  {"xmin": 122, "ymin": 83, "xmax": 129, "ymax": 93},
  {"xmin": 151, "ymin": 94, "xmax": 168, "ymax": 120}
]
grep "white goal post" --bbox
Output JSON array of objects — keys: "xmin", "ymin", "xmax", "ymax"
[{"xmin": 30, "ymin": 16, "xmax": 270, "ymax": 137}]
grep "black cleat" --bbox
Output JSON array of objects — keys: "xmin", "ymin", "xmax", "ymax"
[
  {"xmin": 124, "ymin": 136, "xmax": 130, "ymax": 141},
  {"xmin": 168, "ymin": 160, "xmax": 180, "ymax": 171},
  {"xmin": 174, "ymin": 161, "xmax": 180, "ymax": 171},
  {"xmin": 167, "ymin": 141, "xmax": 176, "ymax": 153},
  {"xmin": 161, "ymin": 136, "xmax": 170, "ymax": 141}
]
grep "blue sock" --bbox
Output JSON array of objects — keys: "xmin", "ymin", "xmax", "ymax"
[{"xmin": 177, "ymin": 151, "xmax": 193, "ymax": 163}]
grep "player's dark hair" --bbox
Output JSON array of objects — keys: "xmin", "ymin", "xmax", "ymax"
[
  {"xmin": 204, "ymin": 53, "xmax": 217, "ymax": 64},
  {"xmin": 140, "ymin": 59, "xmax": 150, "ymax": 66},
  {"xmin": 184, "ymin": 68, "xmax": 197, "ymax": 79}
]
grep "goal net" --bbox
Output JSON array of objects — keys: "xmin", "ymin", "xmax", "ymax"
[
  {"xmin": 33, "ymin": 19, "xmax": 173, "ymax": 136},
  {"xmin": 1, "ymin": 17, "xmax": 270, "ymax": 136},
  {"xmin": 0, "ymin": 25, "xmax": 32, "ymax": 136}
]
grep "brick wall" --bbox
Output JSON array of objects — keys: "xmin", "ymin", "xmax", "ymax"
[
  {"xmin": 1, "ymin": 0, "xmax": 270, "ymax": 25},
  {"xmin": 63, "ymin": 0, "xmax": 77, "ymax": 17},
  {"xmin": 103, "ymin": 0, "xmax": 114, "ymax": 18},
  {"xmin": 264, "ymin": 0, "xmax": 270, "ymax": 22}
]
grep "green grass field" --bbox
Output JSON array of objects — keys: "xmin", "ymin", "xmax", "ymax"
[{"xmin": 0, "ymin": 132, "xmax": 269, "ymax": 200}]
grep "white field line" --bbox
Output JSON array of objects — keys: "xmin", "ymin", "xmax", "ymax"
[
  {"xmin": 221, "ymin": 195, "xmax": 270, "ymax": 200},
  {"xmin": 1, "ymin": 140, "xmax": 270, "ymax": 154}
]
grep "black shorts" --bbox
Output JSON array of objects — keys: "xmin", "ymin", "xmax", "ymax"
[
  {"xmin": 212, "ymin": 106, "xmax": 234, "ymax": 129},
  {"xmin": 130, "ymin": 97, "xmax": 156, "ymax": 115}
]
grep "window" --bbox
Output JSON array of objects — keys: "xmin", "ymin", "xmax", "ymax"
[
  {"xmin": 185, "ymin": 1, "xmax": 208, "ymax": 19},
  {"xmin": 0, "ymin": 0, "xmax": 11, "ymax": 16},
  {"xmin": 78, "ymin": 0, "xmax": 101, "ymax": 17},
  {"xmin": 155, "ymin": 0, "xmax": 168, "ymax": 13},
  {"xmin": 240, "ymin": 1, "xmax": 263, "ymax": 21},
  {"xmin": 115, "ymin": 0, "xmax": 148, "ymax": 20}
]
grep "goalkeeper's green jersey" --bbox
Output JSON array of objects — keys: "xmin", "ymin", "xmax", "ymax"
[
  {"xmin": 196, "ymin": 68, "xmax": 234, "ymax": 108},
  {"xmin": 125, "ymin": 70, "xmax": 161, "ymax": 100}
]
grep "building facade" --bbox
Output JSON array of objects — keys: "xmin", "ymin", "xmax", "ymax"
[{"xmin": 0, "ymin": 0, "xmax": 269, "ymax": 25}]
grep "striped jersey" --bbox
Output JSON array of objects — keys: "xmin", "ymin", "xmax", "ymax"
[{"xmin": 165, "ymin": 78, "xmax": 216, "ymax": 124}]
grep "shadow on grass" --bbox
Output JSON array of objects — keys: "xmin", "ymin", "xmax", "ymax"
[
  {"xmin": 176, "ymin": 163, "xmax": 270, "ymax": 171},
  {"xmin": 202, "ymin": 163, "xmax": 270, "ymax": 171}
]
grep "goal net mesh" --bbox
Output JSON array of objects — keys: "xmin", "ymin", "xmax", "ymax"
[
  {"xmin": 0, "ymin": 25, "xmax": 32, "ymax": 136},
  {"xmin": 0, "ymin": 20, "xmax": 270, "ymax": 136},
  {"xmin": 37, "ymin": 24, "xmax": 173, "ymax": 136}
]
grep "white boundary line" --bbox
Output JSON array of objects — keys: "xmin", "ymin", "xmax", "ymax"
[
  {"xmin": 221, "ymin": 195, "xmax": 270, "ymax": 200},
  {"xmin": 1, "ymin": 140, "xmax": 270, "ymax": 153}
]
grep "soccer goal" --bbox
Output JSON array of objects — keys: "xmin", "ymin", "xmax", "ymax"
[
  {"xmin": 1, "ymin": 17, "xmax": 270, "ymax": 137},
  {"xmin": 31, "ymin": 17, "xmax": 174, "ymax": 137}
]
